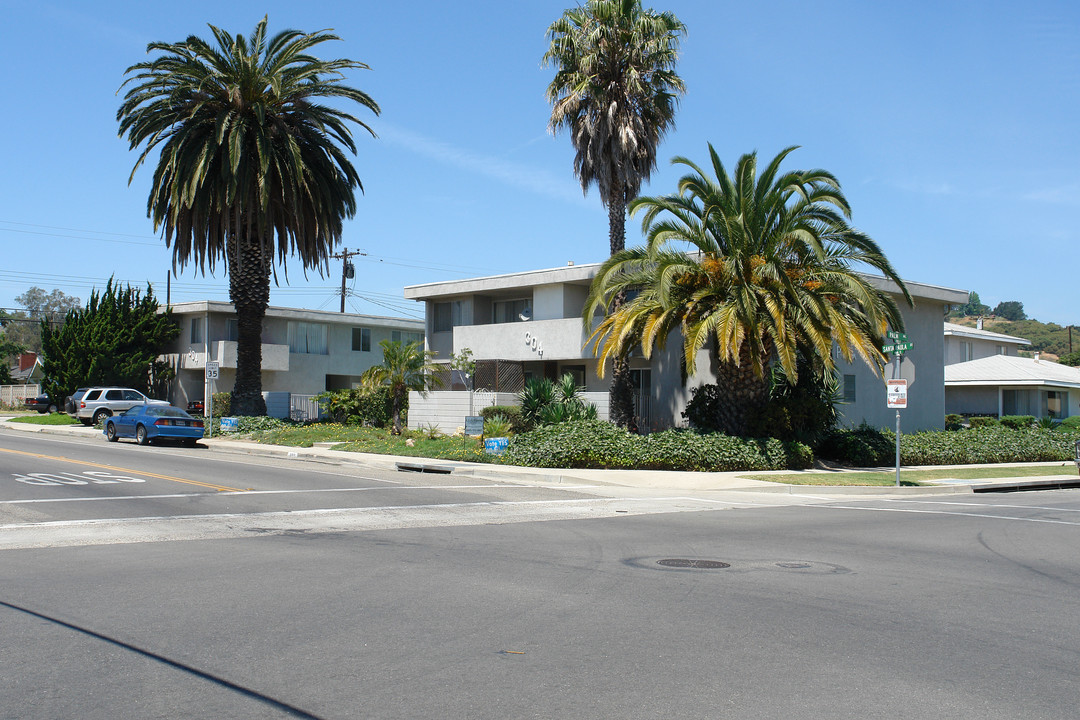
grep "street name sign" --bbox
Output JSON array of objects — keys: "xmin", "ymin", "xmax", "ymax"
[
  {"xmin": 887, "ymin": 379, "xmax": 908, "ymax": 409},
  {"xmin": 882, "ymin": 341, "xmax": 914, "ymax": 353},
  {"xmin": 886, "ymin": 331, "xmax": 908, "ymax": 341}
]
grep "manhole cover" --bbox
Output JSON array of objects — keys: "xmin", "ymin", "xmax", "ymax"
[
  {"xmin": 776, "ymin": 562, "xmax": 812, "ymax": 569},
  {"xmin": 657, "ymin": 559, "xmax": 730, "ymax": 569}
]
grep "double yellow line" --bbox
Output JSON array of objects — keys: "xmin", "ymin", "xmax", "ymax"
[{"xmin": 0, "ymin": 447, "xmax": 247, "ymax": 492}]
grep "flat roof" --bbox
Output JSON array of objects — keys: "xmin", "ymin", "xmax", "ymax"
[
  {"xmin": 404, "ymin": 261, "xmax": 969, "ymax": 304},
  {"xmin": 163, "ymin": 300, "xmax": 424, "ymax": 329}
]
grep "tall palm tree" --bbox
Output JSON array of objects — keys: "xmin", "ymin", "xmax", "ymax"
[
  {"xmin": 361, "ymin": 340, "xmax": 444, "ymax": 435},
  {"xmin": 584, "ymin": 144, "xmax": 913, "ymax": 436},
  {"xmin": 117, "ymin": 17, "xmax": 379, "ymax": 416},
  {"xmin": 544, "ymin": 0, "xmax": 686, "ymax": 431}
]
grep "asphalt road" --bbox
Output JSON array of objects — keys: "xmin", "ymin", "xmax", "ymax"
[{"xmin": 2, "ymin": 431, "xmax": 1079, "ymax": 719}]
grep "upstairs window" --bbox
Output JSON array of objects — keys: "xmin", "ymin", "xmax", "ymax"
[
  {"xmin": 288, "ymin": 321, "xmax": 328, "ymax": 355},
  {"xmin": 225, "ymin": 318, "xmax": 238, "ymax": 342},
  {"xmin": 493, "ymin": 298, "xmax": 532, "ymax": 324},
  {"xmin": 434, "ymin": 302, "xmax": 461, "ymax": 332},
  {"xmin": 190, "ymin": 317, "xmax": 203, "ymax": 344},
  {"xmin": 352, "ymin": 327, "xmax": 371, "ymax": 352},
  {"xmin": 392, "ymin": 330, "xmax": 423, "ymax": 346}
]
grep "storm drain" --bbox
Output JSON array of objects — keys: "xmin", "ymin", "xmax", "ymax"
[{"xmin": 657, "ymin": 559, "xmax": 731, "ymax": 569}]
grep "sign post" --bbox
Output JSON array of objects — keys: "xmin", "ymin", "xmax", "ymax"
[
  {"xmin": 205, "ymin": 362, "xmax": 219, "ymax": 438},
  {"xmin": 887, "ymin": 379, "xmax": 908, "ymax": 486}
]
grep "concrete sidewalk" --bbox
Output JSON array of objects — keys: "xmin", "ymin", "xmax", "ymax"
[{"xmin": 2, "ymin": 415, "xmax": 1077, "ymax": 496}]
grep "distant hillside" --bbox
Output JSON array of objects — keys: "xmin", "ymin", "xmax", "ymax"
[{"xmin": 949, "ymin": 316, "xmax": 1077, "ymax": 360}]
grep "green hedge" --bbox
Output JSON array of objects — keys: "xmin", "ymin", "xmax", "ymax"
[
  {"xmin": 819, "ymin": 425, "xmax": 1075, "ymax": 466},
  {"xmin": 901, "ymin": 426, "xmax": 1073, "ymax": 465},
  {"xmin": 1000, "ymin": 415, "xmax": 1035, "ymax": 430},
  {"xmin": 499, "ymin": 420, "xmax": 813, "ymax": 471}
]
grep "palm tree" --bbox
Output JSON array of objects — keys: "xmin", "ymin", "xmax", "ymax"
[
  {"xmin": 583, "ymin": 144, "xmax": 912, "ymax": 436},
  {"xmin": 117, "ymin": 17, "xmax": 379, "ymax": 416},
  {"xmin": 361, "ymin": 340, "xmax": 444, "ymax": 435},
  {"xmin": 544, "ymin": 0, "xmax": 686, "ymax": 431}
]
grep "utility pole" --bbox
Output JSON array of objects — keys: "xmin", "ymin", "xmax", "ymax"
[{"xmin": 331, "ymin": 248, "xmax": 365, "ymax": 313}]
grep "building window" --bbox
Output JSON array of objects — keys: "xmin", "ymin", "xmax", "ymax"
[
  {"xmin": 190, "ymin": 317, "xmax": 202, "ymax": 344},
  {"xmin": 392, "ymin": 330, "xmax": 423, "ymax": 346},
  {"xmin": 493, "ymin": 298, "xmax": 532, "ymax": 324},
  {"xmin": 961, "ymin": 341, "xmax": 974, "ymax": 362},
  {"xmin": 434, "ymin": 302, "xmax": 461, "ymax": 332},
  {"xmin": 288, "ymin": 321, "xmax": 328, "ymax": 355},
  {"xmin": 843, "ymin": 374, "xmax": 856, "ymax": 403},
  {"xmin": 225, "ymin": 318, "xmax": 238, "ymax": 342},
  {"xmin": 1046, "ymin": 391, "xmax": 1066, "ymax": 419},
  {"xmin": 352, "ymin": 327, "xmax": 371, "ymax": 352},
  {"xmin": 996, "ymin": 345, "xmax": 1006, "ymax": 355},
  {"xmin": 563, "ymin": 365, "xmax": 586, "ymax": 388}
]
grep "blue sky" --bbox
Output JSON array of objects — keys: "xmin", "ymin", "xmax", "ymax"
[{"xmin": 2, "ymin": 1, "xmax": 1077, "ymax": 325}]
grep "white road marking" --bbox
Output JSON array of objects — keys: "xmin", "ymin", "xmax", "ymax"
[
  {"xmin": 0, "ymin": 496, "xmax": 730, "ymax": 550},
  {"xmin": 818, "ymin": 504, "xmax": 1080, "ymax": 527},
  {"xmin": 879, "ymin": 498, "xmax": 1080, "ymax": 513},
  {"xmin": 0, "ymin": 484, "xmax": 592, "ymax": 506}
]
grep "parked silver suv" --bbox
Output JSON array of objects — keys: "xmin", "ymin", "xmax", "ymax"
[{"xmin": 73, "ymin": 387, "xmax": 169, "ymax": 426}]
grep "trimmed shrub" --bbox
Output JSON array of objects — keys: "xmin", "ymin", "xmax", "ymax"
[
  {"xmin": 968, "ymin": 416, "xmax": 999, "ymax": 428},
  {"xmin": 944, "ymin": 414, "xmax": 964, "ymax": 431},
  {"xmin": 1059, "ymin": 416, "xmax": 1080, "ymax": 432},
  {"xmin": 499, "ymin": 420, "xmax": 812, "ymax": 471},
  {"xmin": 900, "ymin": 426, "xmax": 1073, "ymax": 465},
  {"xmin": 817, "ymin": 424, "xmax": 895, "ymax": 467},
  {"xmin": 1000, "ymin": 415, "xmax": 1035, "ymax": 430},
  {"xmin": 481, "ymin": 405, "xmax": 526, "ymax": 434}
]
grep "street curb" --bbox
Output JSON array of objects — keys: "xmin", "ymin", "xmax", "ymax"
[{"xmin": 1, "ymin": 418, "xmax": 1072, "ymax": 496}]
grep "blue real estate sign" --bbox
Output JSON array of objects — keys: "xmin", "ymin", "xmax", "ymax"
[{"xmin": 484, "ymin": 437, "xmax": 509, "ymax": 455}]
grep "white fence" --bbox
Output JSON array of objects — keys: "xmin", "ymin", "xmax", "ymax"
[
  {"xmin": 407, "ymin": 390, "xmax": 610, "ymax": 433},
  {"xmin": 1, "ymin": 384, "xmax": 40, "ymax": 407}
]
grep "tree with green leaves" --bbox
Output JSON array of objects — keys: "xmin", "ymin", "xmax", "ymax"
[
  {"xmin": 360, "ymin": 340, "xmax": 444, "ymax": 435},
  {"xmin": 39, "ymin": 279, "xmax": 180, "ymax": 403},
  {"xmin": 584, "ymin": 145, "xmax": 911, "ymax": 436},
  {"xmin": 117, "ymin": 17, "xmax": 380, "ymax": 416},
  {"xmin": 544, "ymin": 0, "xmax": 686, "ymax": 431},
  {"xmin": 993, "ymin": 300, "xmax": 1026, "ymax": 321},
  {"xmin": 2, "ymin": 288, "xmax": 81, "ymax": 355}
]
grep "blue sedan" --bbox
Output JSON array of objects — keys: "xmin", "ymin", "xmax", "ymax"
[{"xmin": 104, "ymin": 404, "xmax": 205, "ymax": 446}]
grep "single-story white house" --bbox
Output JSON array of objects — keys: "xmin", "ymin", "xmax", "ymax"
[
  {"xmin": 403, "ymin": 262, "xmax": 968, "ymax": 433},
  {"xmin": 161, "ymin": 301, "xmax": 424, "ymax": 416},
  {"xmin": 945, "ymin": 353, "xmax": 1080, "ymax": 419}
]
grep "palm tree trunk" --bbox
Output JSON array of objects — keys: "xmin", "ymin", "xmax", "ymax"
[
  {"xmin": 228, "ymin": 232, "xmax": 270, "ymax": 417},
  {"xmin": 713, "ymin": 343, "xmax": 769, "ymax": 436},
  {"xmin": 606, "ymin": 182, "xmax": 638, "ymax": 431}
]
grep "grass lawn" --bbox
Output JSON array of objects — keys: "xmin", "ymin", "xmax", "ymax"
[
  {"xmin": 744, "ymin": 464, "xmax": 1079, "ymax": 486},
  {"xmin": 6, "ymin": 413, "xmax": 80, "ymax": 426},
  {"xmin": 249, "ymin": 424, "xmax": 494, "ymax": 463}
]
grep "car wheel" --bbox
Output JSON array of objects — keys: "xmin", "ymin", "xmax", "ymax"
[
  {"xmin": 47, "ymin": 404, "xmax": 58, "ymax": 414},
  {"xmin": 136, "ymin": 425, "xmax": 150, "ymax": 446},
  {"xmin": 106, "ymin": 423, "xmax": 119, "ymax": 442},
  {"xmin": 93, "ymin": 409, "xmax": 111, "ymax": 426}
]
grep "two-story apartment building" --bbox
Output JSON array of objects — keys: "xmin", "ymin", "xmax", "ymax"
[
  {"xmin": 943, "ymin": 321, "xmax": 1030, "ymax": 363},
  {"xmin": 404, "ymin": 263, "xmax": 968, "ymax": 433},
  {"xmin": 162, "ymin": 301, "xmax": 424, "ymax": 414}
]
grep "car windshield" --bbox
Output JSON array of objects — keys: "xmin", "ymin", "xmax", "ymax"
[{"xmin": 121, "ymin": 406, "xmax": 144, "ymax": 417}]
